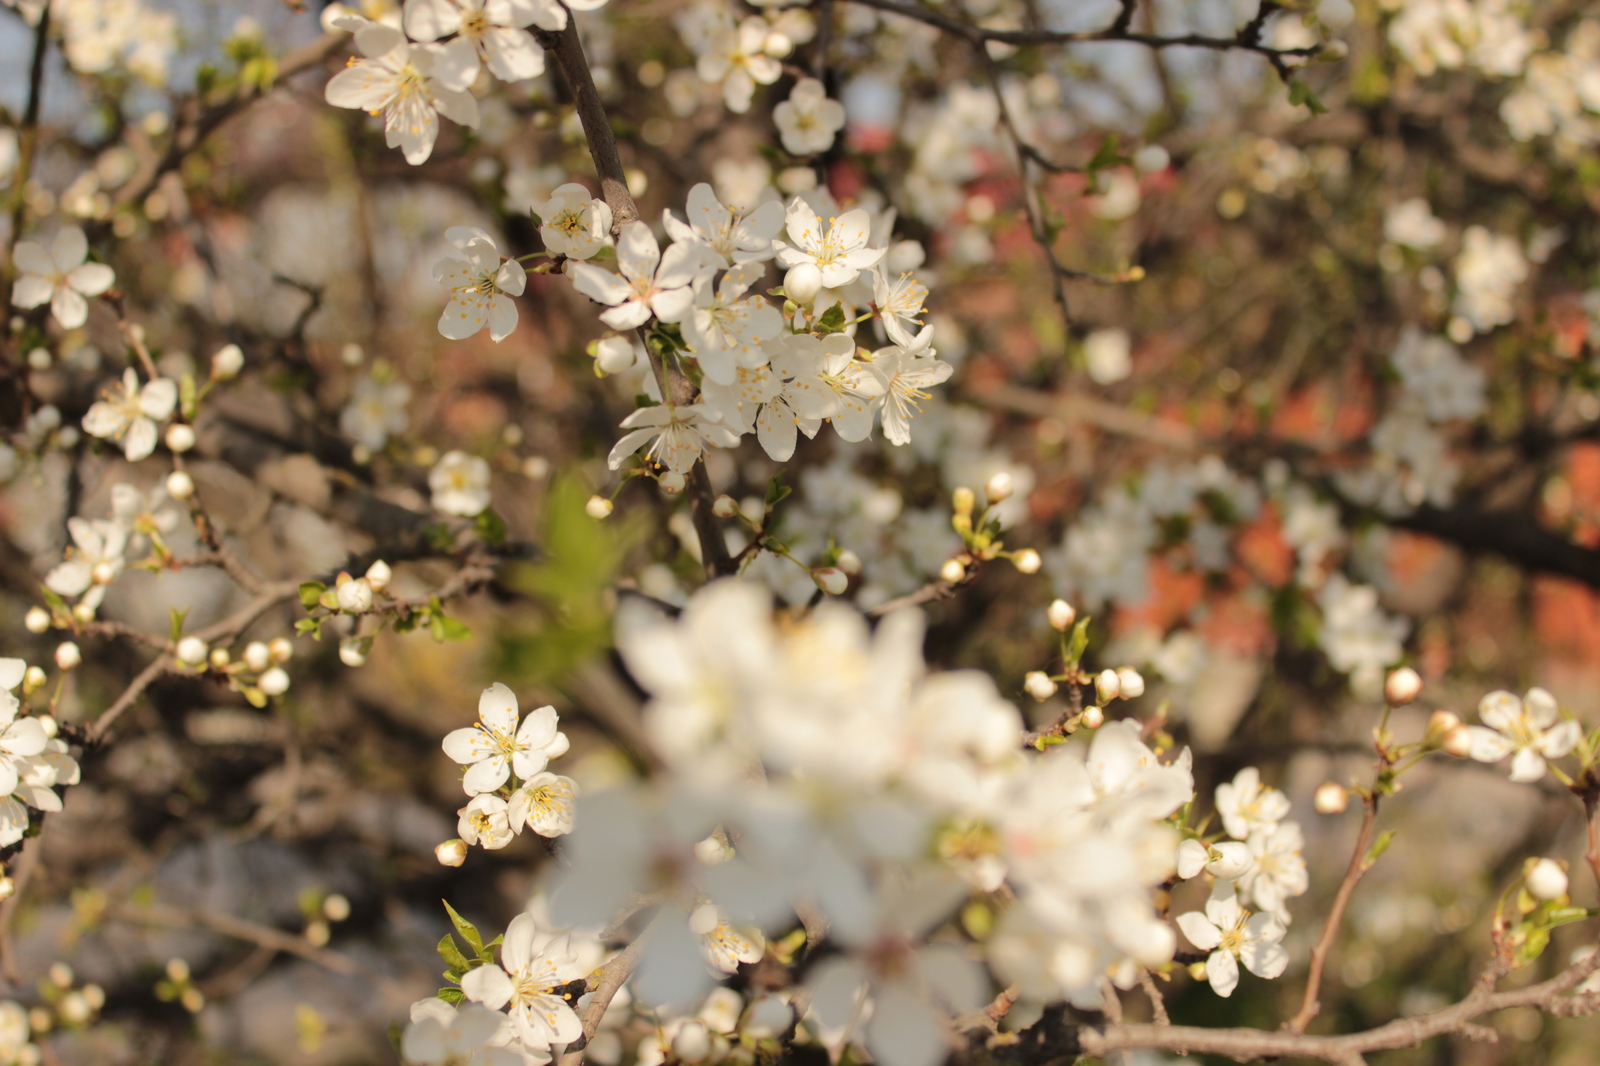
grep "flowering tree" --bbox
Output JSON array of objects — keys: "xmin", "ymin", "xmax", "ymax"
[{"xmin": 3, "ymin": 0, "xmax": 1600, "ymax": 1063}]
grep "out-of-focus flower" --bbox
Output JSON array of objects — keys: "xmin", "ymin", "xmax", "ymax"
[
  {"xmin": 1463, "ymin": 688, "xmax": 1581, "ymax": 783},
  {"xmin": 433, "ymin": 227, "xmax": 526, "ymax": 342},
  {"xmin": 10, "ymin": 227, "xmax": 114, "ymax": 330},
  {"xmin": 774, "ymin": 78, "xmax": 845, "ymax": 155},
  {"xmin": 430, "ymin": 451, "xmax": 493, "ymax": 516},
  {"xmin": 324, "ymin": 17, "xmax": 479, "ymax": 165},
  {"xmin": 82, "ymin": 369, "xmax": 177, "ymax": 461}
]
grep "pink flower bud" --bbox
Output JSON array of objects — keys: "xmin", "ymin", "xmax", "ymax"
[
  {"xmin": 1012, "ymin": 548, "xmax": 1042, "ymax": 574},
  {"xmin": 435, "ymin": 839, "xmax": 468, "ymax": 867},
  {"xmin": 1313, "ymin": 782, "xmax": 1348, "ymax": 815},
  {"xmin": 1526, "ymin": 858, "xmax": 1568, "ymax": 901},
  {"xmin": 811, "ymin": 567, "xmax": 848, "ymax": 596},
  {"xmin": 1385, "ymin": 666, "xmax": 1423, "ymax": 705},
  {"xmin": 1024, "ymin": 671, "xmax": 1058, "ymax": 701},
  {"xmin": 1442, "ymin": 725, "xmax": 1473, "ymax": 758},
  {"xmin": 1095, "ymin": 668, "xmax": 1121, "ymax": 703},
  {"xmin": 1081, "ymin": 705, "xmax": 1105, "ymax": 728},
  {"xmin": 713, "ymin": 495, "xmax": 739, "ymax": 518}
]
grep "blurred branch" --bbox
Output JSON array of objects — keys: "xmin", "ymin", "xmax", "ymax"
[
  {"xmin": 1, "ymin": 3, "xmax": 52, "ymax": 360},
  {"xmin": 1287, "ymin": 789, "xmax": 1380, "ymax": 1033},
  {"xmin": 558, "ymin": 914, "xmax": 657, "ymax": 1066}
]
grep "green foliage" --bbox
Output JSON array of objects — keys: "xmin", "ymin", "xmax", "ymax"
[{"xmin": 816, "ymin": 303, "xmax": 849, "ymax": 334}]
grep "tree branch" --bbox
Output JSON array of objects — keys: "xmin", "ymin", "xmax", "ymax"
[
  {"xmin": 1, "ymin": 2, "xmax": 52, "ymax": 358},
  {"xmin": 1287, "ymin": 790, "xmax": 1380, "ymax": 1032}
]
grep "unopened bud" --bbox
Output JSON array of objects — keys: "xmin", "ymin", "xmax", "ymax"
[
  {"xmin": 54, "ymin": 642, "xmax": 80, "ymax": 671},
  {"xmin": 268, "ymin": 637, "xmax": 294, "ymax": 663},
  {"xmin": 1526, "ymin": 858, "xmax": 1569, "ymax": 901},
  {"xmin": 259, "ymin": 667, "xmax": 290, "ymax": 696},
  {"xmin": 951, "ymin": 487, "xmax": 976, "ymax": 514},
  {"xmin": 1115, "ymin": 667, "xmax": 1145, "ymax": 698},
  {"xmin": 586, "ymin": 495, "xmax": 614, "ymax": 519},
  {"xmin": 984, "ymin": 471, "xmax": 1014, "ymax": 503},
  {"xmin": 1313, "ymin": 782, "xmax": 1348, "ymax": 815},
  {"xmin": 1024, "ymin": 671, "xmax": 1058, "ymax": 701},
  {"xmin": 90, "ymin": 561, "xmax": 118, "ymax": 585},
  {"xmin": 0, "ymin": 878, "xmax": 14, "ymax": 901},
  {"xmin": 713, "ymin": 495, "xmax": 739, "ymax": 518},
  {"xmin": 1385, "ymin": 666, "xmax": 1422, "ymax": 705},
  {"xmin": 364, "ymin": 559, "xmax": 392, "ymax": 591},
  {"xmin": 23, "ymin": 668, "xmax": 46, "ymax": 694},
  {"xmin": 784, "ymin": 262, "xmax": 823, "ymax": 304},
  {"xmin": 1425, "ymin": 708, "xmax": 1460, "ymax": 746},
  {"xmin": 23, "ymin": 607, "xmax": 50, "ymax": 634},
  {"xmin": 1442, "ymin": 725, "xmax": 1473, "ymax": 758},
  {"xmin": 71, "ymin": 602, "xmax": 95, "ymax": 624},
  {"xmin": 659, "ymin": 470, "xmax": 686, "ymax": 494},
  {"xmin": 1047, "ymin": 599, "xmax": 1077, "ymax": 631},
  {"xmin": 811, "ymin": 567, "xmax": 848, "ymax": 596},
  {"xmin": 166, "ymin": 470, "xmax": 195, "ymax": 500},
  {"xmin": 435, "ymin": 839, "xmax": 468, "ymax": 867},
  {"xmin": 836, "ymin": 549, "xmax": 862, "ymax": 576},
  {"xmin": 243, "ymin": 641, "xmax": 270, "ymax": 671},
  {"xmin": 36, "ymin": 713, "xmax": 56, "ymax": 736},
  {"xmin": 1012, "ymin": 548, "xmax": 1042, "ymax": 574},
  {"xmin": 1095, "ymin": 668, "xmax": 1121, "ymax": 703},
  {"xmin": 1081, "ymin": 705, "xmax": 1104, "ymax": 728},
  {"xmin": 165, "ymin": 423, "xmax": 196, "ymax": 453},
  {"xmin": 339, "ymin": 638, "xmax": 368, "ymax": 668},
  {"xmin": 336, "ymin": 577, "xmax": 374, "ymax": 614},
  {"xmin": 940, "ymin": 558, "xmax": 967, "ymax": 584},
  {"xmin": 211, "ymin": 343, "xmax": 244, "ymax": 380},
  {"xmin": 176, "ymin": 636, "xmax": 208, "ymax": 666},
  {"xmin": 208, "ymin": 647, "xmax": 231, "ymax": 669}
]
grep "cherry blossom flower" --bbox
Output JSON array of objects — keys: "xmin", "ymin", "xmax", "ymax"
[
  {"xmin": 433, "ymin": 227, "xmax": 526, "ymax": 342},
  {"xmin": 458, "ymin": 793, "xmax": 516, "ymax": 849},
  {"xmin": 461, "ymin": 913, "xmax": 585, "ymax": 1050},
  {"xmin": 324, "ymin": 19, "xmax": 479, "ymax": 165},
  {"xmin": 1463, "ymin": 687, "xmax": 1581, "ymax": 783},
  {"xmin": 682, "ymin": 261, "xmax": 783, "ymax": 385},
  {"xmin": 566, "ymin": 222, "xmax": 713, "ymax": 330},
  {"xmin": 690, "ymin": 902, "xmax": 764, "ymax": 973},
  {"xmin": 872, "ymin": 266, "xmax": 928, "ymax": 347},
  {"xmin": 606, "ymin": 403, "xmax": 740, "ymax": 475},
  {"xmin": 45, "ymin": 518, "xmax": 128, "ymax": 612},
  {"xmin": 431, "ymin": 450, "xmax": 493, "ymax": 516},
  {"xmin": 539, "ymin": 184, "xmax": 612, "ymax": 260},
  {"xmin": 701, "ymin": 334, "xmax": 840, "ymax": 461},
  {"xmin": 696, "ymin": 17, "xmax": 781, "ymax": 113},
  {"xmin": 1175, "ymin": 838, "xmax": 1253, "ymax": 881},
  {"xmin": 403, "ymin": 999, "xmax": 533, "ymax": 1066},
  {"xmin": 340, "ymin": 374, "xmax": 412, "ymax": 451},
  {"xmin": 81, "ymin": 368, "xmax": 177, "ymax": 462},
  {"xmin": 776, "ymin": 202, "xmax": 885, "ymax": 290},
  {"xmin": 1237, "ymin": 822, "xmax": 1308, "ymax": 920},
  {"xmin": 816, "ymin": 335, "xmax": 887, "ymax": 442},
  {"xmin": 1214, "ymin": 767, "xmax": 1290, "ymax": 841},
  {"xmin": 443, "ymin": 683, "xmax": 568, "ymax": 795},
  {"xmin": 509, "ymin": 772, "xmax": 578, "ymax": 837},
  {"xmin": 10, "ymin": 226, "xmax": 114, "ymax": 330},
  {"xmin": 404, "ymin": 0, "xmax": 548, "ymax": 87},
  {"xmin": 871, "ymin": 328, "xmax": 952, "ymax": 446},
  {"xmin": 663, "ymin": 182, "xmax": 784, "ymax": 266},
  {"xmin": 1175, "ymin": 882, "xmax": 1288, "ymax": 998},
  {"xmin": 774, "ymin": 78, "xmax": 846, "ymax": 156}
]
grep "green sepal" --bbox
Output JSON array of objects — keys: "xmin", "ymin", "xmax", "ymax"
[{"xmin": 299, "ymin": 582, "xmax": 327, "ymax": 610}]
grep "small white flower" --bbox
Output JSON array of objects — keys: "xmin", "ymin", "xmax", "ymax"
[
  {"xmin": 460, "ymin": 913, "xmax": 585, "ymax": 1050},
  {"xmin": 402, "ymin": 999, "xmax": 529, "ymax": 1066},
  {"xmin": 404, "ymin": 0, "xmax": 551, "ymax": 87},
  {"xmin": 1084, "ymin": 329, "xmax": 1132, "ymax": 385},
  {"xmin": 81, "ymin": 368, "xmax": 178, "ymax": 461},
  {"xmin": 430, "ymin": 450, "xmax": 493, "ymax": 516},
  {"xmin": 539, "ymin": 183, "xmax": 613, "ymax": 261},
  {"xmin": 690, "ymin": 902, "xmax": 764, "ymax": 973},
  {"xmin": 565, "ymin": 222, "xmax": 713, "ymax": 330},
  {"xmin": 10, "ymin": 226, "xmax": 114, "ymax": 330},
  {"xmin": 340, "ymin": 375, "xmax": 412, "ymax": 451},
  {"xmin": 1238, "ymin": 822, "xmax": 1308, "ymax": 920},
  {"xmin": 508, "ymin": 772, "xmax": 578, "ymax": 837},
  {"xmin": 1463, "ymin": 687, "xmax": 1581, "ymax": 783},
  {"xmin": 1384, "ymin": 198, "xmax": 1446, "ymax": 250},
  {"xmin": 1215, "ymin": 767, "xmax": 1290, "ymax": 841},
  {"xmin": 775, "ymin": 201, "xmax": 884, "ymax": 290},
  {"xmin": 434, "ymin": 227, "xmax": 526, "ymax": 342},
  {"xmin": 324, "ymin": 18, "xmax": 480, "ymax": 165},
  {"xmin": 1175, "ymin": 839, "xmax": 1253, "ymax": 881},
  {"xmin": 443, "ymin": 682, "xmax": 567, "ymax": 795},
  {"xmin": 458, "ymin": 793, "xmax": 516, "ymax": 849},
  {"xmin": 606, "ymin": 402, "xmax": 740, "ymax": 475},
  {"xmin": 663, "ymin": 182, "xmax": 784, "ymax": 266},
  {"xmin": 773, "ymin": 77, "xmax": 845, "ymax": 156},
  {"xmin": 682, "ymin": 261, "xmax": 783, "ymax": 385},
  {"xmin": 870, "ymin": 327, "xmax": 952, "ymax": 447},
  {"xmin": 45, "ymin": 518, "xmax": 128, "ymax": 611},
  {"xmin": 872, "ymin": 266, "xmax": 929, "ymax": 347},
  {"xmin": 696, "ymin": 17, "xmax": 782, "ymax": 113},
  {"xmin": 1175, "ymin": 882, "xmax": 1289, "ymax": 998}
]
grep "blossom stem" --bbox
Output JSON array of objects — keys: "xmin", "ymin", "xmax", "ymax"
[{"xmin": 1284, "ymin": 789, "xmax": 1380, "ymax": 1033}]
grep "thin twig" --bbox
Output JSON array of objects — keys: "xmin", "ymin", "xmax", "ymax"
[
  {"xmin": 1, "ymin": 2, "xmax": 53, "ymax": 356},
  {"xmin": 558, "ymin": 916, "xmax": 657, "ymax": 1066},
  {"xmin": 1287, "ymin": 790, "xmax": 1380, "ymax": 1032}
]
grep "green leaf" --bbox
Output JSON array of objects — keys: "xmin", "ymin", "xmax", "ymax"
[
  {"xmin": 169, "ymin": 608, "xmax": 189, "ymax": 644},
  {"xmin": 317, "ymin": 588, "xmax": 340, "ymax": 611},
  {"xmin": 1513, "ymin": 925, "xmax": 1550, "ymax": 968},
  {"xmin": 393, "ymin": 612, "xmax": 421, "ymax": 635},
  {"xmin": 765, "ymin": 473, "xmax": 791, "ymax": 511},
  {"xmin": 815, "ymin": 303, "xmax": 848, "ymax": 334},
  {"xmin": 294, "ymin": 618, "xmax": 322, "ymax": 640},
  {"xmin": 1543, "ymin": 905, "xmax": 1596, "ymax": 929},
  {"xmin": 179, "ymin": 374, "xmax": 198, "ymax": 419},
  {"xmin": 1362, "ymin": 830, "xmax": 1395, "ymax": 869},
  {"xmin": 528, "ymin": 211, "xmax": 543, "ymax": 229},
  {"xmin": 435, "ymin": 987, "xmax": 466, "ymax": 1004},
  {"xmin": 1288, "ymin": 78, "xmax": 1328, "ymax": 114},
  {"xmin": 437, "ymin": 933, "xmax": 471, "ymax": 973},
  {"xmin": 442, "ymin": 901, "xmax": 485, "ymax": 954},
  {"xmin": 1064, "ymin": 617, "xmax": 1092, "ymax": 667},
  {"xmin": 299, "ymin": 582, "xmax": 327, "ymax": 610},
  {"xmin": 474, "ymin": 508, "xmax": 508, "ymax": 546},
  {"xmin": 433, "ymin": 614, "xmax": 472, "ymax": 642},
  {"xmin": 242, "ymin": 687, "xmax": 267, "ymax": 708}
]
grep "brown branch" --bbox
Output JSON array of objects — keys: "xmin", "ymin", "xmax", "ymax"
[
  {"xmin": 866, "ymin": 574, "xmax": 967, "ymax": 616},
  {"xmin": 1, "ymin": 2, "xmax": 52, "ymax": 356},
  {"xmin": 0, "ymin": 836, "xmax": 43, "ymax": 985},
  {"xmin": 1287, "ymin": 790, "xmax": 1380, "ymax": 1032},
  {"xmin": 558, "ymin": 917, "xmax": 656, "ymax": 1066}
]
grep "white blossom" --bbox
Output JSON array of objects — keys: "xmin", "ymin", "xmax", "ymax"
[
  {"xmin": 664, "ymin": 183, "xmax": 784, "ymax": 267},
  {"xmin": 431, "ymin": 451, "xmax": 493, "ymax": 516},
  {"xmin": 775, "ymin": 202, "xmax": 885, "ymax": 290},
  {"xmin": 1175, "ymin": 881, "xmax": 1289, "ymax": 998},
  {"xmin": 540, "ymin": 184, "xmax": 613, "ymax": 260},
  {"xmin": 443, "ymin": 683, "xmax": 568, "ymax": 795},
  {"xmin": 404, "ymin": 0, "xmax": 549, "ymax": 87},
  {"xmin": 696, "ymin": 17, "xmax": 781, "ymax": 113},
  {"xmin": 434, "ymin": 227, "xmax": 526, "ymax": 342},
  {"xmin": 606, "ymin": 403, "xmax": 739, "ymax": 475},
  {"xmin": 324, "ymin": 18, "xmax": 479, "ymax": 165},
  {"xmin": 774, "ymin": 78, "xmax": 846, "ymax": 156},
  {"xmin": 340, "ymin": 375, "xmax": 412, "ymax": 451},
  {"xmin": 1214, "ymin": 768, "xmax": 1289, "ymax": 842},
  {"xmin": 10, "ymin": 226, "xmax": 114, "ymax": 330},
  {"xmin": 682, "ymin": 262, "xmax": 783, "ymax": 385},
  {"xmin": 461, "ymin": 913, "xmax": 585, "ymax": 1050},
  {"xmin": 566, "ymin": 222, "xmax": 712, "ymax": 330},
  {"xmin": 1463, "ymin": 687, "xmax": 1581, "ymax": 783},
  {"xmin": 81, "ymin": 369, "xmax": 177, "ymax": 462}
]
